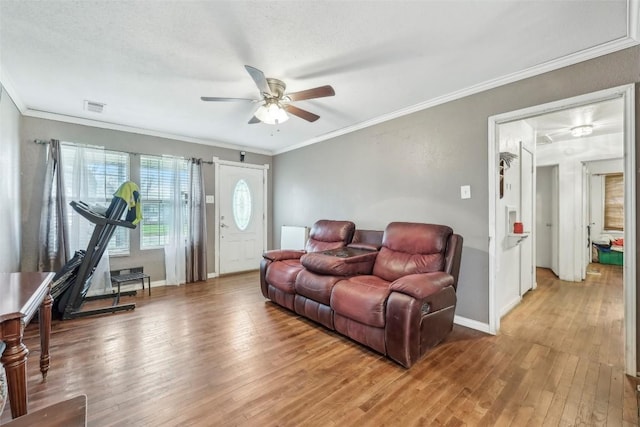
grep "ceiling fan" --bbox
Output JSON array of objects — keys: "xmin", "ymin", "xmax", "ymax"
[{"xmin": 201, "ymin": 65, "xmax": 335, "ymax": 125}]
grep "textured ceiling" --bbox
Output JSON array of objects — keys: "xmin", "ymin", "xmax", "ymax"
[
  {"xmin": 526, "ymin": 98, "xmax": 624, "ymax": 145},
  {"xmin": 0, "ymin": 1, "xmax": 636, "ymax": 154}
]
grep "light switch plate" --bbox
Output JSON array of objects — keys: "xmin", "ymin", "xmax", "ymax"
[
  {"xmin": 460, "ymin": 185, "xmax": 471, "ymax": 199},
  {"xmin": 205, "ymin": 195, "xmax": 215, "ymax": 204}
]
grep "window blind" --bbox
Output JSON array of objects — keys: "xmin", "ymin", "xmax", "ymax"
[
  {"xmin": 60, "ymin": 143, "xmax": 130, "ymax": 254},
  {"xmin": 139, "ymin": 155, "xmax": 189, "ymax": 249},
  {"xmin": 604, "ymin": 173, "xmax": 624, "ymax": 231}
]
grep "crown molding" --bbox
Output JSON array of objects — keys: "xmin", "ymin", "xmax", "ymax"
[
  {"xmin": 629, "ymin": 0, "xmax": 639, "ymax": 40},
  {"xmin": 20, "ymin": 108, "xmax": 272, "ymax": 156},
  {"xmin": 3, "ymin": 0, "xmax": 638, "ymax": 158},
  {"xmin": 0, "ymin": 63, "xmax": 271, "ymax": 155},
  {"xmin": 0, "ymin": 68, "xmax": 26, "ymax": 112},
  {"xmin": 275, "ymin": 10, "xmax": 640, "ymax": 156}
]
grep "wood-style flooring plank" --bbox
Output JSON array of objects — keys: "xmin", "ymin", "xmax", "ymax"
[{"xmin": 0, "ymin": 265, "xmax": 636, "ymax": 426}]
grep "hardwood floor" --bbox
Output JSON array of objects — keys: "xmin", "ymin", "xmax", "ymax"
[{"xmin": 1, "ymin": 265, "xmax": 637, "ymax": 426}]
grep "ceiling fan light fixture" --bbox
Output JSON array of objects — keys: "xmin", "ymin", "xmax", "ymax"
[
  {"xmin": 570, "ymin": 124, "xmax": 593, "ymax": 138},
  {"xmin": 254, "ymin": 102, "xmax": 289, "ymax": 125}
]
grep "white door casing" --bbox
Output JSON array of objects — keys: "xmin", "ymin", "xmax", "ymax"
[
  {"xmin": 550, "ymin": 165, "xmax": 560, "ymax": 276},
  {"xmin": 536, "ymin": 166, "xmax": 553, "ymax": 269},
  {"xmin": 488, "ymin": 84, "xmax": 635, "ymax": 376},
  {"xmin": 581, "ymin": 163, "xmax": 590, "ymax": 279},
  {"xmin": 520, "ymin": 145, "xmax": 534, "ymax": 295},
  {"xmin": 213, "ymin": 158, "xmax": 268, "ymax": 275}
]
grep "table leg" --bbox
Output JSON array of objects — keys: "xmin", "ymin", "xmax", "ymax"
[
  {"xmin": 39, "ymin": 292, "xmax": 52, "ymax": 380},
  {"xmin": 0, "ymin": 318, "xmax": 29, "ymax": 418}
]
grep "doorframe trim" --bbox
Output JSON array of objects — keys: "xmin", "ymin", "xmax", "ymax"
[
  {"xmin": 213, "ymin": 157, "xmax": 269, "ymax": 275},
  {"xmin": 519, "ymin": 144, "xmax": 536, "ymax": 295},
  {"xmin": 487, "ymin": 84, "xmax": 636, "ymax": 375}
]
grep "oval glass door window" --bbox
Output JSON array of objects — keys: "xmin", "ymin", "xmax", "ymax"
[{"xmin": 232, "ymin": 179, "xmax": 252, "ymax": 231}]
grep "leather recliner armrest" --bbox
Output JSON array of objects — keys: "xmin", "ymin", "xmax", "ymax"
[
  {"xmin": 301, "ymin": 250, "xmax": 378, "ymax": 276},
  {"xmin": 262, "ymin": 249, "xmax": 306, "ymax": 262},
  {"xmin": 389, "ymin": 272, "xmax": 454, "ymax": 301},
  {"xmin": 347, "ymin": 242, "xmax": 380, "ymax": 251}
]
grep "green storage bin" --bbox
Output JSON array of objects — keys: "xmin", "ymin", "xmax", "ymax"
[{"xmin": 599, "ymin": 249, "xmax": 623, "ymax": 266}]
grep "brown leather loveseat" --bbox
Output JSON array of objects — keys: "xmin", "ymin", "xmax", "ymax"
[{"xmin": 260, "ymin": 220, "xmax": 463, "ymax": 368}]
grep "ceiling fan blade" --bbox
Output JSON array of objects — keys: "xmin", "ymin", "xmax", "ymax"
[
  {"xmin": 201, "ymin": 96, "xmax": 257, "ymax": 102},
  {"xmin": 248, "ymin": 116, "xmax": 261, "ymax": 124},
  {"xmin": 286, "ymin": 85, "xmax": 335, "ymax": 101},
  {"xmin": 284, "ymin": 105, "xmax": 320, "ymax": 122},
  {"xmin": 244, "ymin": 65, "xmax": 272, "ymax": 96}
]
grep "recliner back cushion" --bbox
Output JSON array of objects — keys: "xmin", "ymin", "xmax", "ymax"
[
  {"xmin": 373, "ymin": 222, "xmax": 452, "ymax": 282},
  {"xmin": 305, "ymin": 220, "xmax": 355, "ymax": 252}
]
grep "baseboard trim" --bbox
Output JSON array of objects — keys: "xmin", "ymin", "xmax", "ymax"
[
  {"xmin": 499, "ymin": 296, "xmax": 522, "ymax": 317},
  {"xmin": 453, "ymin": 315, "xmax": 492, "ymax": 334},
  {"xmin": 207, "ymin": 272, "xmax": 219, "ymax": 279}
]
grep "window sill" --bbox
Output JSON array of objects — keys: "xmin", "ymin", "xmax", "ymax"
[{"xmin": 109, "ymin": 252, "xmax": 130, "ymax": 258}]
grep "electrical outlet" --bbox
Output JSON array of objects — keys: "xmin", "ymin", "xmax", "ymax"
[{"xmin": 205, "ymin": 195, "xmax": 215, "ymax": 204}]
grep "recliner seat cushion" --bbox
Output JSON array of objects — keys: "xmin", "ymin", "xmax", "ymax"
[
  {"xmin": 265, "ymin": 259, "xmax": 304, "ymax": 294},
  {"xmin": 295, "ymin": 269, "xmax": 343, "ymax": 305},
  {"xmin": 331, "ymin": 275, "xmax": 391, "ymax": 328}
]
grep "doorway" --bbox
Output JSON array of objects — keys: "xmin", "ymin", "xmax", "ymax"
[
  {"xmin": 213, "ymin": 158, "xmax": 269, "ymax": 275},
  {"xmin": 488, "ymin": 84, "xmax": 636, "ymax": 375},
  {"xmin": 535, "ymin": 165, "xmax": 559, "ymax": 276}
]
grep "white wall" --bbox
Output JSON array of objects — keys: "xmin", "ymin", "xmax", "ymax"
[
  {"xmin": 497, "ymin": 120, "xmax": 534, "ymax": 316},
  {"xmin": 0, "ymin": 86, "xmax": 22, "ymax": 272},
  {"xmin": 272, "ymin": 46, "xmax": 640, "ymax": 326},
  {"xmin": 537, "ymin": 133, "xmax": 623, "ymax": 281}
]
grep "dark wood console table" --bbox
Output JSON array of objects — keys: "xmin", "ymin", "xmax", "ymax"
[{"xmin": 0, "ymin": 272, "xmax": 54, "ymax": 419}]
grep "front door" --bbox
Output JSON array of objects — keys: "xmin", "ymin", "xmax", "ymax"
[{"xmin": 218, "ymin": 163, "xmax": 266, "ymax": 274}]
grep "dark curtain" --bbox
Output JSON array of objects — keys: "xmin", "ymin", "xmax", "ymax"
[
  {"xmin": 38, "ymin": 139, "xmax": 70, "ymax": 272},
  {"xmin": 186, "ymin": 158, "xmax": 207, "ymax": 282}
]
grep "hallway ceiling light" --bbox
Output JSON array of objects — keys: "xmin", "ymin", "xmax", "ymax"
[{"xmin": 570, "ymin": 124, "xmax": 593, "ymax": 138}]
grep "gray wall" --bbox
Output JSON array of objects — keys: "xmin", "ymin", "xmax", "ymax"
[
  {"xmin": 0, "ymin": 87, "xmax": 21, "ymax": 272},
  {"xmin": 272, "ymin": 45, "xmax": 640, "ymax": 324},
  {"xmin": 20, "ymin": 117, "xmax": 273, "ymax": 280}
]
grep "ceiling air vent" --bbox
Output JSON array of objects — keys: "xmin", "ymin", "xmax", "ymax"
[
  {"xmin": 537, "ymin": 134, "xmax": 553, "ymax": 145},
  {"xmin": 84, "ymin": 100, "xmax": 106, "ymax": 113}
]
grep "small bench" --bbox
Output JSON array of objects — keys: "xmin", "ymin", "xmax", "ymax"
[{"xmin": 110, "ymin": 267, "xmax": 151, "ymax": 297}]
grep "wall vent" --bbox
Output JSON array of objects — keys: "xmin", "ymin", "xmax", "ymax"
[
  {"xmin": 536, "ymin": 134, "xmax": 553, "ymax": 145},
  {"xmin": 84, "ymin": 100, "xmax": 106, "ymax": 113}
]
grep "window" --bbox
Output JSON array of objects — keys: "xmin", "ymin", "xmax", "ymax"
[
  {"xmin": 604, "ymin": 173, "xmax": 624, "ymax": 231},
  {"xmin": 60, "ymin": 143, "xmax": 130, "ymax": 254},
  {"xmin": 139, "ymin": 155, "xmax": 189, "ymax": 248},
  {"xmin": 232, "ymin": 179, "xmax": 252, "ymax": 231}
]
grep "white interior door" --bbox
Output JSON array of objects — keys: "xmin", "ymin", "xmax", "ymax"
[
  {"xmin": 581, "ymin": 164, "xmax": 590, "ymax": 279},
  {"xmin": 218, "ymin": 163, "xmax": 266, "ymax": 274},
  {"xmin": 536, "ymin": 165, "xmax": 560, "ymax": 275},
  {"xmin": 536, "ymin": 166, "xmax": 553, "ymax": 269},
  {"xmin": 520, "ymin": 146, "xmax": 534, "ymax": 295},
  {"xmin": 550, "ymin": 165, "xmax": 560, "ymax": 276}
]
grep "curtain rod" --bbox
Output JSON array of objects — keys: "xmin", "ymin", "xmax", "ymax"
[{"xmin": 33, "ymin": 139, "xmax": 214, "ymax": 164}]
